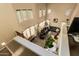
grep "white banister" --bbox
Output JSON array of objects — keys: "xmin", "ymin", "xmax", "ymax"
[
  {"xmin": 58, "ymin": 22, "xmax": 70, "ymax": 56},
  {"xmin": 13, "ymin": 36, "xmax": 57, "ymax": 56}
]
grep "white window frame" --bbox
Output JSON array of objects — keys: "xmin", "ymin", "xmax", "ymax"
[{"xmin": 16, "ymin": 9, "xmax": 33, "ymax": 23}]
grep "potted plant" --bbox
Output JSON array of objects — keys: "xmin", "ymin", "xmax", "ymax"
[{"xmin": 44, "ymin": 35, "xmax": 55, "ymax": 48}]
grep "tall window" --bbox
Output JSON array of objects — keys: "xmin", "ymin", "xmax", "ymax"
[
  {"xmin": 39, "ymin": 9, "xmax": 46, "ymax": 17},
  {"xmin": 47, "ymin": 9, "xmax": 52, "ymax": 14},
  {"xmin": 16, "ymin": 9, "xmax": 33, "ymax": 23}
]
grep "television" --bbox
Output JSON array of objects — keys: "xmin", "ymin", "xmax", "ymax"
[{"xmin": 68, "ymin": 17, "xmax": 79, "ymax": 34}]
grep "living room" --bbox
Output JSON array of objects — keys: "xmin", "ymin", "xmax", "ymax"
[{"xmin": 0, "ymin": 3, "xmax": 79, "ymax": 56}]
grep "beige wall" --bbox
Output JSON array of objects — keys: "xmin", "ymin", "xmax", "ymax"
[
  {"xmin": 0, "ymin": 4, "xmax": 19, "ymax": 48},
  {"xmin": 68, "ymin": 4, "xmax": 79, "ymax": 25},
  {"xmin": 74, "ymin": 4, "xmax": 79, "ymax": 17},
  {"xmin": 47, "ymin": 3, "xmax": 76, "ymax": 22}
]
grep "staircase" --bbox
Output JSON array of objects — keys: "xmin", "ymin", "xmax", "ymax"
[{"xmin": 0, "ymin": 47, "xmax": 12, "ymax": 56}]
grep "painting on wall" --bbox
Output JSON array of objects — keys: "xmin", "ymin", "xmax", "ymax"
[{"xmin": 53, "ymin": 18, "xmax": 58, "ymax": 23}]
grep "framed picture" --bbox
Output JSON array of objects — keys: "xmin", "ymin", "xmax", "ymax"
[{"xmin": 53, "ymin": 18, "xmax": 58, "ymax": 23}]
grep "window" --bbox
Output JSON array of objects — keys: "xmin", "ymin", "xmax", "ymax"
[
  {"xmin": 39, "ymin": 9, "xmax": 42, "ymax": 17},
  {"xmin": 39, "ymin": 9, "xmax": 46, "ymax": 17},
  {"xmin": 16, "ymin": 9, "xmax": 33, "ymax": 23},
  {"xmin": 47, "ymin": 9, "xmax": 52, "ymax": 14},
  {"xmin": 43, "ymin": 9, "xmax": 46, "ymax": 16}
]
